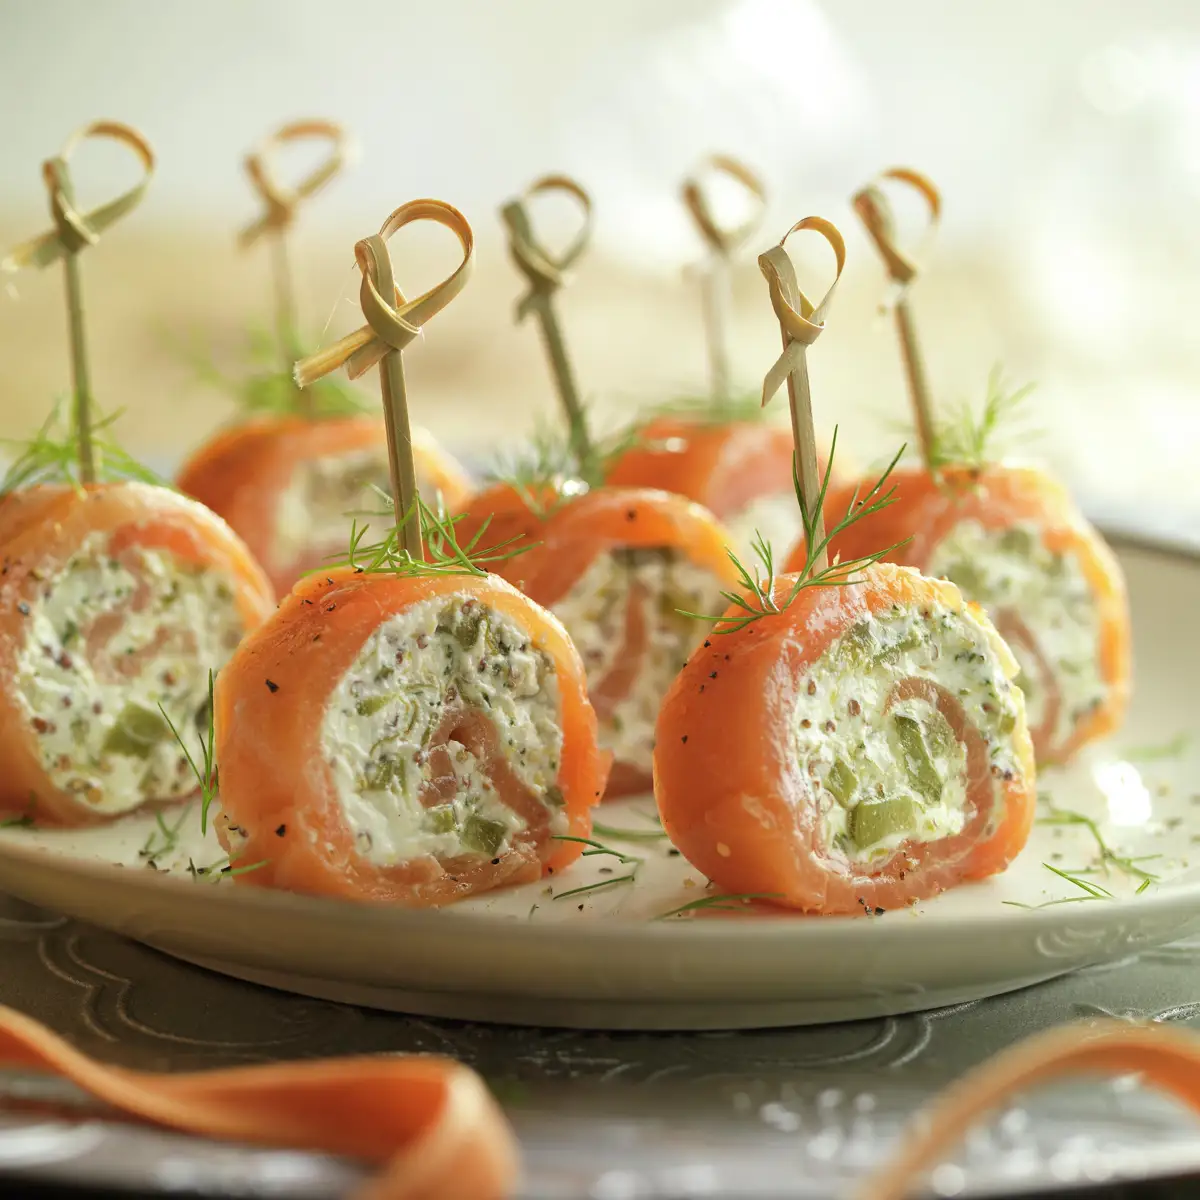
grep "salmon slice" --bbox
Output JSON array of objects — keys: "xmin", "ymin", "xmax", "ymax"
[
  {"xmin": 795, "ymin": 464, "xmax": 1130, "ymax": 763},
  {"xmin": 0, "ymin": 1003, "xmax": 517, "ymax": 1200},
  {"xmin": 0, "ymin": 483, "xmax": 274, "ymax": 826},
  {"xmin": 215, "ymin": 569, "xmax": 607, "ymax": 905},
  {"xmin": 654, "ymin": 562, "xmax": 1037, "ymax": 914},
  {"xmin": 457, "ymin": 484, "xmax": 741, "ymax": 798},
  {"xmin": 179, "ymin": 415, "xmax": 473, "ymax": 597}
]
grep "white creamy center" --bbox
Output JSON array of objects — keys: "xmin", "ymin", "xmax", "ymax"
[
  {"xmin": 272, "ymin": 448, "xmax": 392, "ymax": 571},
  {"xmin": 14, "ymin": 532, "xmax": 246, "ymax": 815},
  {"xmin": 926, "ymin": 520, "xmax": 1105, "ymax": 745},
  {"xmin": 551, "ymin": 547, "xmax": 726, "ymax": 773},
  {"xmin": 792, "ymin": 599, "xmax": 1024, "ymax": 864},
  {"xmin": 321, "ymin": 594, "xmax": 565, "ymax": 866},
  {"xmin": 723, "ymin": 491, "xmax": 802, "ymax": 565}
]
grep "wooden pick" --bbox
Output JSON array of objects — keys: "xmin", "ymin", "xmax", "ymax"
[
  {"xmin": 294, "ymin": 200, "xmax": 474, "ymax": 559},
  {"xmin": 2, "ymin": 121, "xmax": 155, "ymax": 485},
  {"xmin": 851, "ymin": 167, "xmax": 941, "ymax": 471},
  {"xmin": 758, "ymin": 218, "xmax": 846, "ymax": 573},
  {"xmin": 499, "ymin": 175, "xmax": 593, "ymax": 472},
  {"xmin": 239, "ymin": 119, "xmax": 356, "ymax": 411},
  {"xmin": 681, "ymin": 154, "xmax": 767, "ymax": 400}
]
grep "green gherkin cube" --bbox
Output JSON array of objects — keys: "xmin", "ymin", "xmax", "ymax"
[
  {"xmin": 356, "ymin": 693, "xmax": 394, "ymax": 718},
  {"xmin": 825, "ymin": 757, "xmax": 858, "ymax": 805},
  {"xmin": 102, "ymin": 703, "xmax": 170, "ymax": 758},
  {"xmin": 425, "ymin": 804, "xmax": 457, "ymax": 834},
  {"xmin": 849, "ymin": 795, "xmax": 919, "ymax": 849},
  {"xmin": 463, "ymin": 814, "xmax": 507, "ymax": 857},
  {"xmin": 891, "ymin": 713, "xmax": 944, "ymax": 804}
]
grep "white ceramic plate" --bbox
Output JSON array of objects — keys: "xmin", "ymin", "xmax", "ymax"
[{"xmin": 1, "ymin": 540, "xmax": 1198, "ymax": 1031}]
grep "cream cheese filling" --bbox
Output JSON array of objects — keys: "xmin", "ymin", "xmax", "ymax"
[
  {"xmin": 551, "ymin": 547, "xmax": 726, "ymax": 774},
  {"xmin": 321, "ymin": 594, "xmax": 565, "ymax": 866},
  {"xmin": 14, "ymin": 532, "xmax": 246, "ymax": 815},
  {"xmin": 792, "ymin": 598, "xmax": 1023, "ymax": 864},
  {"xmin": 926, "ymin": 519, "xmax": 1106, "ymax": 745}
]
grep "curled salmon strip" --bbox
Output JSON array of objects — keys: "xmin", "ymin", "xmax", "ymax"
[
  {"xmin": 857, "ymin": 1020, "xmax": 1200, "ymax": 1200},
  {"xmin": 179, "ymin": 416, "xmax": 472, "ymax": 598},
  {"xmin": 457, "ymin": 485, "xmax": 740, "ymax": 798},
  {"xmin": 0, "ymin": 1003, "xmax": 516, "ymax": 1200},
  {"xmin": 792, "ymin": 464, "xmax": 1130, "ymax": 764},
  {"xmin": 0, "ymin": 483, "xmax": 274, "ymax": 826},
  {"xmin": 605, "ymin": 415, "xmax": 834, "ymax": 559},
  {"xmin": 215, "ymin": 569, "xmax": 607, "ymax": 905},
  {"xmin": 654, "ymin": 562, "xmax": 1037, "ymax": 914}
]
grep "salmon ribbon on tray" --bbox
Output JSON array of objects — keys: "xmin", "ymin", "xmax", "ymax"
[
  {"xmin": 214, "ymin": 199, "xmax": 608, "ymax": 906},
  {"xmin": 605, "ymin": 154, "xmax": 836, "ymax": 559},
  {"xmin": 0, "ymin": 1005, "xmax": 517, "ymax": 1200},
  {"xmin": 0, "ymin": 121, "xmax": 275, "ymax": 828},
  {"xmin": 458, "ymin": 175, "xmax": 741, "ymax": 797},
  {"xmin": 793, "ymin": 168, "xmax": 1130, "ymax": 765},
  {"xmin": 177, "ymin": 119, "xmax": 471, "ymax": 599},
  {"xmin": 654, "ymin": 216, "xmax": 1038, "ymax": 915}
]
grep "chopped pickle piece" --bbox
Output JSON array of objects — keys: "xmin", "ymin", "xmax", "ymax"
[
  {"xmin": 356, "ymin": 693, "xmax": 395, "ymax": 718},
  {"xmin": 825, "ymin": 757, "xmax": 858, "ymax": 805},
  {"xmin": 871, "ymin": 630, "xmax": 922, "ymax": 666},
  {"xmin": 924, "ymin": 709, "xmax": 957, "ymax": 758},
  {"xmin": 998, "ymin": 527, "xmax": 1035, "ymax": 556},
  {"xmin": 102, "ymin": 703, "xmax": 171, "ymax": 758},
  {"xmin": 363, "ymin": 758, "xmax": 398, "ymax": 790},
  {"xmin": 462, "ymin": 814, "xmax": 507, "ymax": 857},
  {"xmin": 849, "ymin": 795, "xmax": 919, "ymax": 849},
  {"xmin": 425, "ymin": 804, "xmax": 457, "ymax": 834},
  {"xmin": 544, "ymin": 785, "xmax": 565, "ymax": 807},
  {"xmin": 837, "ymin": 622, "xmax": 875, "ymax": 667},
  {"xmin": 891, "ymin": 713, "xmax": 943, "ymax": 804}
]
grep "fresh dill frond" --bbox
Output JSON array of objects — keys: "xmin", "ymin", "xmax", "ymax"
[
  {"xmin": 178, "ymin": 326, "xmax": 371, "ymax": 421},
  {"xmin": 159, "ymin": 671, "xmax": 219, "ymax": 835},
  {"xmin": 553, "ymin": 835, "xmax": 643, "ymax": 867},
  {"xmin": 1003, "ymin": 863, "xmax": 1117, "ymax": 909},
  {"xmin": 325, "ymin": 489, "xmax": 530, "ymax": 580},
  {"xmin": 1123, "ymin": 733, "xmax": 1190, "ymax": 762},
  {"xmin": 591, "ymin": 820, "xmax": 670, "ymax": 843},
  {"xmin": 928, "ymin": 366, "xmax": 1036, "ymax": 472},
  {"xmin": 485, "ymin": 413, "xmax": 646, "ymax": 510},
  {"xmin": 0, "ymin": 810, "xmax": 34, "ymax": 830},
  {"xmin": 553, "ymin": 874, "xmax": 639, "ymax": 901},
  {"xmin": 187, "ymin": 854, "xmax": 268, "ymax": 883},
  {"xmin": 139, "ymin": 803, "xmax": 193, "ymax": 866},
  {"xmin": 0, "ymin": 400, "xmax": 164, "ymax": 497},
  {"xmin": 1037, "ymin": 802, "xmax": 1161, "ymax": 883},
  {"xmin": 656, "ymin": 892, "xmax": 784, "ymax": 919},
  {"xmin": 682, "ymin": 427, "xmax": 909, "ymax": 634},
  {"xmin": 634, "ymin": 389, "xmax": 768, "ymax": 428}
]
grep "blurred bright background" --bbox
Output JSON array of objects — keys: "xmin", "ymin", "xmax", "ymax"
[{"xmin": 1, "ymin": 0, "xmax": 1199, "ymax": 541}]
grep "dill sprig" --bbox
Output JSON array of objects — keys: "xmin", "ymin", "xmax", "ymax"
[
  {"xmin": 1003, "ymin": 863, "xmax": 1116, "ymax": 909},
  {"xmin": 187, "ymin": 855, "xmax": 269, "ymax": 883},
  {"xmin": 928, "ymin": 367, "xmax": 1036, "ymax": 472},
  {"xmin": 553, "ymin": 874, "xmax": 639, "ymax": 901},
  {"xmin": 139, "ymin": 803, "xmax": 193, "ymax": 867},
  {"xmin": 656, "ymin": 891, "xmax": 784, "ymax": 919},
  {"xmin": 1123, "ymin": 733, "xmax": 1190, "ymax": 762},
  {"xmin": 683, "ymin": 428, "xmax": 909, "ymax": 634},
  {"xmin": 179, "ymin": 327, "xmax": 370, "ymax": 421},
  {"xmin": 634, "ymin": 389, "xmax": 768, "ymax": 428},
  {"xmin": 591, "ymin": 820, "xmax": 669, "ymax": 844},
  {"xmin": 1038, "ymin": 801, "xmax": 1161, "ymax": 884},
  {"xmin": 0, "ymin": 812, "xmax": 34, "ymax": 830},
  {"xmin": 1, "ymin": 400, "xmax": 163, "ymax": 498},
  {"xmin": 551, "ymin": 834, "xmax": 644, "ymax": 902},
  {"xmin": 158, "ymin": 671, "xmax": 219, "ymax": 835},
  {"xmin": 326, "ymin": 488, "xmax": 529, "ymax": 580}
]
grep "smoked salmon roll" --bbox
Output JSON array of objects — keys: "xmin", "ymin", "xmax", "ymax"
[
  {"xmin": 0, "ymin": 482, "xmax": 274, "ymax": 826},
  {"xmin": 178, "ymin": 416, "xmax": 472, "ymax": 597},
  {"xmin": 457, "ymin": 485, "xmax": 741, "ymax": 797},
  {"xmin": 605, "ymin": 413, "xmax": 829, "ymax": 559},
  {"xmin": 213, "ymin": 569, "xmax": 608, "ymax": 906},
  {"xmin": 654, "ymin": 562, "xmax": 1036, "ymax": 914},
  {"xmin": 796, "ymin": 464, "xmax": 1130, "ymax": 764}
]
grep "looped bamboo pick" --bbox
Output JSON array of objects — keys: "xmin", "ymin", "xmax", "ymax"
[
  {"xmin": 238, "ymin": 119, "xmax": 356, "ymax": 393},
  {"xmin": 294, "ymin": 200, "xmax": 474, "ymax": 559},
  {"xmin": 758, "ymin": 217, "xmax": 845, "ymax": 571},
  {"xmin": 852, "ymin": 167, "xmax": 941, "ymax": 469},
  {"xmin": 2, "ymin": 120, "xmax": 155, "ymax": 484},
  {"xmin": 500, "ymin": 175, "xmax": 593, "ymax": 468},
  {"xmin": 682, "ymin": 154, "xmax": 767, "ymax": 398}
]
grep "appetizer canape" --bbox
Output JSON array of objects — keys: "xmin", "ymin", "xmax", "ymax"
[
  {"xmin": 213, "ymin": 200, "xmax": 607, "ymax": 905},
  {"xmin": 604, "ymin": 157, "xmax": 831, "ymax": 557},
  {"xmin": 654, "ymin": 217, "xmax": 1037, "ymax": 914},
  {"xmin": 460, "ymin": 177, "xmax": 739, "ymax": 796},
  {"xmin": 0, "ymin": 121, "xmax": 274, "ymax": 827},
  {"xmin": 794, "ymin": 171, "xmax": 1130, "ymax": 764},
  {"xmin": 176, "ymin": 120, "xmax": 471, "ymax": 597}
]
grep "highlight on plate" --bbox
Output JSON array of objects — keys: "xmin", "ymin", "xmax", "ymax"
[
  {"xmin": 0, "ymin": 121, "xmax": 275, "ymax": 828},
  {"xmin": 212, "ymin": 198, "xmax": 608, "ymax": 905}
]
